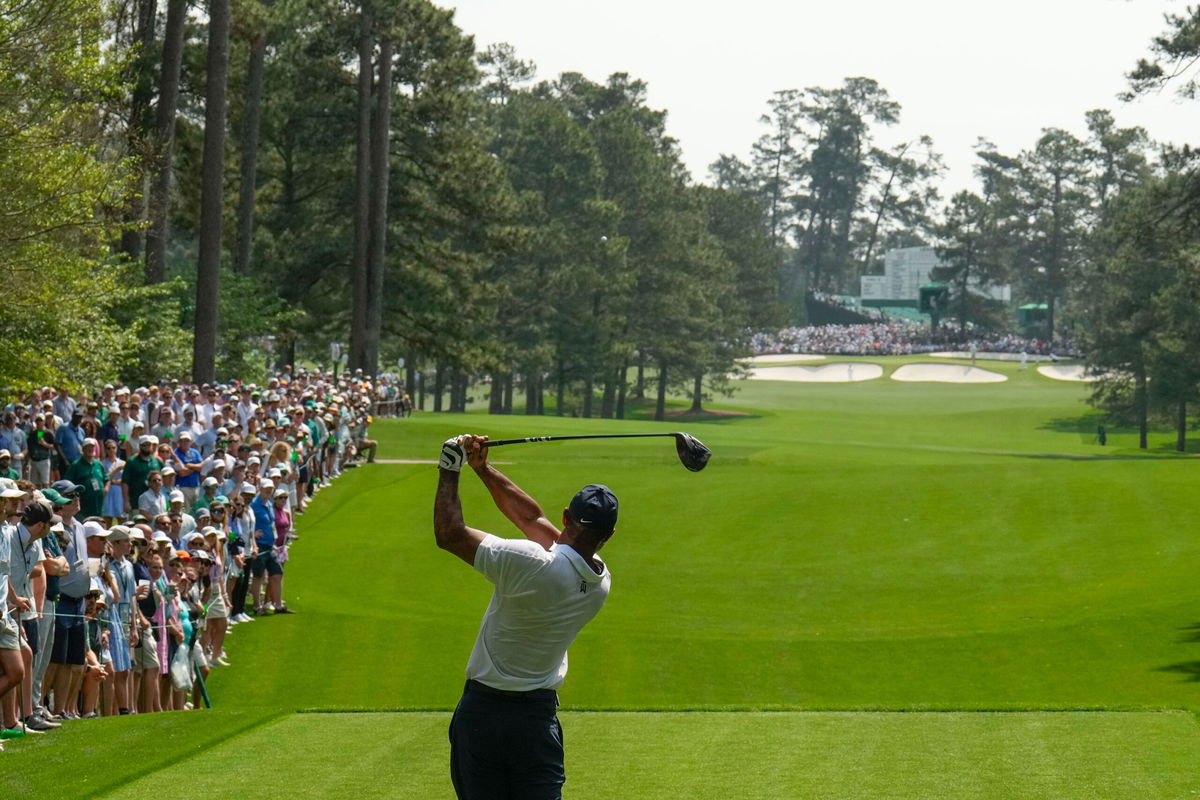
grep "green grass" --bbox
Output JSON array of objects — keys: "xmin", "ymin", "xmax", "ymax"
[
  {"xmin": 102, "ymin": 711, "xmax": 1200, "ymax": 800},
  {"xmin": 11, "ymin": 361, "xmax": 1200, "ymax": 797}
]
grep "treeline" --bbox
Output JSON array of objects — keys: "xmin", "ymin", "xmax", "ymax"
[{"xmin": 3, "ymin": 0, "xmax": 1200, "ymax": 435}]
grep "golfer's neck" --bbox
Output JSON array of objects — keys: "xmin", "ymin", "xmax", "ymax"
[{"xmin": 560, "ymin": 538, "xmax": 602, "ymax": 574}]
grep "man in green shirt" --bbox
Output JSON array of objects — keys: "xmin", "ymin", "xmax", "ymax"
[
  {"xmin": 64, "ymin": 438, "xmax": 108, "ymax": 518},
  {"xmin": 0, "ymin": 450, "xmax": 17, "ymax": 480},
  {"xmin": 122, "ymin": 436, "xmax": 163, "ymax": 517}
]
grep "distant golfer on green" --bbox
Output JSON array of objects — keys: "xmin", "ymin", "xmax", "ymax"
[{"xmin": 434, "ymin": 434, "xmax": 616, "ymax": 800}]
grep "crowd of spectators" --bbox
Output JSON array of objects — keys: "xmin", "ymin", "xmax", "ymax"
[
  {"xmin": 750, "ymin": 324, "xmax": 1080, "ymax": 358},
  {"xmin": 810, "ymin": 291, "xmax": 887, "ymax": 321},
  {"xmin": 0, "ymin": 369, "xmax": 396, "ymax": 750}
]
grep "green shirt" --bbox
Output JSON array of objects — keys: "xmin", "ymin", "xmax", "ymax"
[
  {"xmin": 123, "ymin": 455, "xmax": 163, "ymax": 511},
  {"xmin": 0, "ymin": 467, "xmax": 17, "ymax": 480},
  {"xmin": 65, "ymin": 457, "xmax": 108, "ymax": 518}
]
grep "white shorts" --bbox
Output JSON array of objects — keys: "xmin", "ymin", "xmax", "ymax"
[{"xmin": 0, "ymin": 615, "xmax": 20, "ymax": 651}]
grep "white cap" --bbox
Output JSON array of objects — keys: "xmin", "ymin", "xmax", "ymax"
[
  {"xmin": 247, "ymin": 456, "xmax": 261, "ymax": 466},
  {"xmin": 203, "ymin": 476, "xmax": 219, "ymax": 487},
  {"xmin": 161, "ymin": 466, "xmax": 176, "ymax": 477},
  {"xmin": 183, "ymin": 531, "xmax": 205, "ymax": 545},
  {"xmin": 84, "ymin": 520, "xmax": 110, "ymax": 538},
  {"xmin": 141, "ymin": 435, "xmax": 158, "ymax": 445},
  {"xmin": 240, "ymin": 482, "xmax": 257, "ymax": 495},
  {"xmin": 169, "ymin": 490, "xmax": 185, "ymax": 504},
  {"xmin": 0, "ymin": 478, "xmax": 24, "ymax": 498},
  {"xmin": 274, "ymin": 487, "xmax": 289, "ymax": 498},
  {"xmin": 152, "ymin": 531, "xmax": 172, "ymax": 543},
  {"xmin": 260, "ymin": 479, "xmax": 275, "ymax": 491}
]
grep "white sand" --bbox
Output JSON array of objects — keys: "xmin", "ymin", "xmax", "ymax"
[
  {"xmin": 1037, "ymin": 364, "xmax": 1093, "ymax": 382},
  {"xmin": 747, "ymin": 362, "xmax": 883, "ymax": 383},
  {"xmin": 890, "ymin": 363, "xmax": 1007, "ymax": 384},
  {"xmin": 744, "ymin": 354, "xmax": 826, "ymax": 364}
]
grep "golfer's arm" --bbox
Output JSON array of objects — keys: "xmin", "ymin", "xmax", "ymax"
[
  {"xmin": 434, "ymin": 470, "xmax": 485, "ymax": 566},
  {"xmin": 473, "ymin": 464, "xmax": 560, "ymax": 550}
]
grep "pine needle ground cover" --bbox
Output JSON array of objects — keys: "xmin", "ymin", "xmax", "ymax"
[{"xmin": 12, "ymin": 357, "xmax": 1200, "ymax": 798}]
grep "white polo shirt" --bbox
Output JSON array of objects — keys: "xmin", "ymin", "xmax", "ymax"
[{"xmin": 467, "ymin": 535, "xmax": 611, "ymax": 692}]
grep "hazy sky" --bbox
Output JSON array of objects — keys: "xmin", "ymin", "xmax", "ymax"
[{"xmin": 445, "ymin": 0, "xmax": 1195, "ymax": 195}]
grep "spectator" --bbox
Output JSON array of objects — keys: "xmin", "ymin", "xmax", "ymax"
[
  {"xmin": 1, "ymin": 412, "xmax": 27, "ymax": 479},
  {"xmin": 101, "ymin": 440, "xmax": 126, "ymax": 523},
  {"xmin": 138, "ymin": 471, "xmax": 167, "ymax": 519},
  {"xmin": 172, "ymin": 431, "xmax": 203, "ymax": 507},
  {"xmin": 123, "ymin": 436, "xmax": 162, "ymax": 513},
  {"xmin": 30, "ymin": 414, "xmax": 58, "ymax": 487},
  {"xmin": 64, "ymin": 438, "xmax": 108, "ymax": 519},
  {"xmin": 56, "ymin": 410, "xmax": 86, "ymax": 467}
]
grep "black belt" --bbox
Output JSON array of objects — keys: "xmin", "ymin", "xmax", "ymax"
[{"xmin": 465, "ymin": 679, "xmax": 557, "ymax": 704}]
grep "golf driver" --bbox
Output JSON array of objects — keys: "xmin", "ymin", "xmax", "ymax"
[{"xmin": 482, "ymin": 431, "xmax": 711, "ymax": 472}]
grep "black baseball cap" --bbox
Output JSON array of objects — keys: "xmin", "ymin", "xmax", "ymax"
[
  {"xmin": 568, "ymin": 484, "xmax": 618, "ymax": 533},
  {"xmin": 22, "ymin": 499, "xmax": 54, "ymax": 525}
]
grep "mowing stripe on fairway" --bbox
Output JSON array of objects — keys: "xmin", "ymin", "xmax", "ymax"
[{"xmin": 99, "ymin": 710, "xmax": 1200, "ymax": 800}]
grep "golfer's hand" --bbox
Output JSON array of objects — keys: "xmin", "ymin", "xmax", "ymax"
[
  {"xmin": 439, "ymin": 435, "xmax": 467, "ymax": 472},
  {"xmin": 464, "ymin": 435, "xmax": 489, "ymax": 471}
]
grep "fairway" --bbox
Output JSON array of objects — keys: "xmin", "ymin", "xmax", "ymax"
[
  {"xmin": 12, "ymin": 356, "xmax": 1200, "ymax": 798},
  {"xmin": 100, "ymin": 711, "xmax": 1200, "ymax": 799}
]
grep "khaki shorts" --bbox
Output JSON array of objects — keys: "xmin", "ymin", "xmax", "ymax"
[
  {"xmin": 0, "ymin": 615, "xmax": 20, "ymax": 651},
  {"xmin": 133, "ymin": 628, "xmax": 160, "ymax": 672}
]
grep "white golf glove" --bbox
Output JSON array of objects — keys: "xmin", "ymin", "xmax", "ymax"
[{"xmin": 439, "ymin": 436, "xmax": 466, "ymax": 472}]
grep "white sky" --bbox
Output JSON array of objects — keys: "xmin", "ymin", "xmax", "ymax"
[{"xmin": 445, "ymin": 0, "xmax": 1196, "ymax": 196}]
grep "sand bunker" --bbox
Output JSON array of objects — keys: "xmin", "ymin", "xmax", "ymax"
[
  {"xmin": 1037, "ymin": 364, "xmax": 1093, "ymax": 382},
  {"xmin": 891, "ymin": 364, "xmax": 1007, "ymax": 384},
  {"xmin": 745, "ymin": 354, "xmax": 826, "ymax": 364},
  {"xmin": 747, "ymin": 363, "xmax": 883, "ymax": 383}
]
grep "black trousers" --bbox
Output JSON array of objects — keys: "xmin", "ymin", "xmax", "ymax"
[{"xmin": 449, "ymin": 680, "xmax": 564, "ymax": 800}]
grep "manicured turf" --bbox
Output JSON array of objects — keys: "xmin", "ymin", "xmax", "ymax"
[
  {"xmin": 103, "ymin": 711, "xmax": 1200, "ymax": 800},
  {"xmin": 12, "ymin": 356, "xmax": 1200, "ymax": 797}
]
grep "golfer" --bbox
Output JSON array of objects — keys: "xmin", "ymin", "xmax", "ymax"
[{"xmin": 434, "ymin": 434, "xmax": 615, "ymax": 800}]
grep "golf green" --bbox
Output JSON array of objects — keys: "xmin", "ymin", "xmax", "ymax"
[{"xmin": 11, "ymin": 356, "xmax": 1200, "ymax": 797}]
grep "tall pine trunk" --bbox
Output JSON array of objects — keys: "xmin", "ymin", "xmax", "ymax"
[
  {"xmin": 234, "ymin": 20, "xmax": 269, "ymax": 275},
  {"xmin": 1177, "ymin": 399, "xmax": 1187, "ymax": 453},
  {"xmin": 192, "ymin": 0, "xmax": 232, "ymax": 384},
  {"xmin": 1135, "ymin": 368, "xmax": 1148, "ymax": 450},
  {"xmin": 489, "ymin": 373, "xmax": 503, "ymax": 414},
  {"xmin": 502, "ymin": 374, "xmax": 513, "ymax": 414},
  {"xmin": 119, "ymin": 0, "xmax": 157, "ymax": 263},
  {"xmin": 655, "ymin": 363, "xmax": 668, "ymax": 422},
  {"xmin": 364, "ymin": 35, "xmax": 393, "ymax": 377},
  {"xmin": 433, "ymin": 364, "xmax": 444, "ymax": 413},
  {"xmin": 690, "ymin": 372, "xmax": 703, "ymax": 412},
  {"xmin": 615, "ymin": 360, "xmax": 628, "ymax": 419},
  {"xmin": 600, "ymin": 371, "xmax": 616, "ymax": 419},
  {"xmin": 349, "ymin": 9, "xmax": 373, "ymax": 372},
  {"xmin": 556, "ymin": 358, "xmax": 565, "ymax": 417},
  {"xmin": 582, "ymin": 373, "xmax": 594, "ymax": 418},
  {"xmin": 144, "ymin": 0, "xmax": 187, "ymax": 284}
]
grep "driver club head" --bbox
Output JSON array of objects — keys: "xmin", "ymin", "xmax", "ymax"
[{"xmin": 673, "ymin": 432, "xmax": 712, "ymax": 472}]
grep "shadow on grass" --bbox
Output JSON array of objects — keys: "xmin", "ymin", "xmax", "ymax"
[
  {"xmin": 1158, "ymin": 662, "xmax": 1200, "ymax": 683},
  {"xmin": 1158, "ymin": 623, "xmax": 1200, "ymax": 682}
]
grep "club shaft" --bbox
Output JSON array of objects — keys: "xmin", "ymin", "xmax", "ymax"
[{"xmin": 482, "ymin": 433, "xmax": 677, "ymax": 448}]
